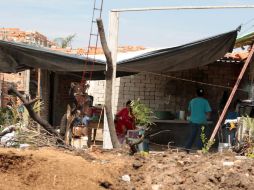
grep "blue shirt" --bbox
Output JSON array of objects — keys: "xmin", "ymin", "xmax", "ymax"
[{"xmin": 188, "ymin": 97, "xmax": 211, "ymax": 124}]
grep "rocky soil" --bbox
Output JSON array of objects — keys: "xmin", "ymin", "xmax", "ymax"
[{"xmin": 0, "ymin": 147, "xmax": 253, "ymax": 190}]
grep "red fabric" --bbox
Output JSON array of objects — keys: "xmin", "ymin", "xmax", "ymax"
[{"xmin": 115, "ymin": 108, "xmax": 135, "ymax": 136}]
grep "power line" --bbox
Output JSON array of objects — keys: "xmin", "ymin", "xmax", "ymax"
[
  {"xmin": 242, "ymin": 17, "xmax": 254, "ymax": 26},
  {"xmin": 117, "ymin": 65, "xmax": 248, "ymax": 92},
  {"xmin": 239, "ymin": 25, "xmax": 254, "ymax": 35}
]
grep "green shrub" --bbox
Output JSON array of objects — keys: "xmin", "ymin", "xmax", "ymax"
[
  {"xmin": 131, "ymin": 99, "xmax": 154, "ymax": 127},
  {"xmin": 0, "ymin": 107, "xmax": 14, "ymax": 126},
  {"xmin": 200, "ymin": 126, "xmax": 215, "ymax": 154}
]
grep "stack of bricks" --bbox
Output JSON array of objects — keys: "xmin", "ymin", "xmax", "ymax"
[
  {"xmin": 0, "ymin": 72, "xmax": 27, "ymax": 107},
  {"xmin": 0, "ymin": 28, "xmax": 54, "ymax": 47}
]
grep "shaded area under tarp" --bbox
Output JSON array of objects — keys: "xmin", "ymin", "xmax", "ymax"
[{"xmin": 0, "ymin": 29, "xmax": 238, "ymax": 79}]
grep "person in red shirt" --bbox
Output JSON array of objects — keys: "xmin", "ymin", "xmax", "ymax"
[{"xmin": 115, "ymin": 100, "xmax": 135, "ymax": 144}]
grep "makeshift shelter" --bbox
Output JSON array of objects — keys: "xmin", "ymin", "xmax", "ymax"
[
  {"xmin": 0, "ymin": 29, "xmax": 240, "ymax": 126},
  {"xmin": 0, "ymin": 29, "xmax": 237, "ymax": 75}
]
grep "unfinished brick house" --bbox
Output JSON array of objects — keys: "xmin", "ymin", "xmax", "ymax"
[
  {"xmin": 88, "ymin": 54, "xmax": 250, "ymax": 120},
  {"xmin": 0, "ymin": 28, "xmax": 54, "ymax": 47}
]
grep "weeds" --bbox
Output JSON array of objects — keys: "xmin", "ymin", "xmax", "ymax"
[
  {"xmin": 200, "ymin": 126, "xmax": 215, "ymax": 154},
  {"xmin": 235, "ymin": 116, "xmax": 254, "ymax": 158}
]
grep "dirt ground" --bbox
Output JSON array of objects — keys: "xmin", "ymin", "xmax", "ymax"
[{"xmin": 0, "ymin": 146, "xmax": 254, "ymax": 190}]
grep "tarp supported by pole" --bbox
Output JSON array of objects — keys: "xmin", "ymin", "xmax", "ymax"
[{"xmin": 0, "ymin": 29, "xmax": 238, "ymax": 79}]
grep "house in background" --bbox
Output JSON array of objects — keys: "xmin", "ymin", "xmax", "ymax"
[{"xmin": 0, "ymin": 27, "xmax": 147, "ymax": 124}]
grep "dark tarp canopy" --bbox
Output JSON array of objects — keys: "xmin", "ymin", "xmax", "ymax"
[
  {"xmin": 117, "ymin": 30, "xmax": 238, "ymax": 74},
  {"xmin": 0, "ymin": 29, "xmax": 238, "ymax": 79},
  {"xmin": 0, "ymin": 40, "xmax": 106, "ymax": 73}
]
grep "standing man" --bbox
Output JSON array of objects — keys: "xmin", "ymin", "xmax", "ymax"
[{"xmin": 185, "ymin": 88, "xmax": 212, "ymax": 151}]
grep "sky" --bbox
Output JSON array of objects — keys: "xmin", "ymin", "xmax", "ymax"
[{"xmin": 0, "ymin": 0, "xmax": 254, "ymax": 48}]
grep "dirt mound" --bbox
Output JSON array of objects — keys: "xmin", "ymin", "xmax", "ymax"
[
  {"xmin": 1, "ymin": 147, "xmax": 254, "ymax": 190},
  {"xmin": 116, "ymin": 151, "xmax": 254, "ymax": 190},
  {"xmin": 0, "ymin": 152, "xmax": 34, "ymax": 172},
  {"xmin": 0, "ymin": 147, "xmax": 128, "ymax": 190}
]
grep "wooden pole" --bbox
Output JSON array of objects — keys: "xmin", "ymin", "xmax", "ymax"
[
  {"xmin": 25, "ymin": 70, "xmax": 30, "ymax": 98},
  {"xmin": 112, "ymin": 5, "xmax": 254, "ymax": 12},
  {"xmin": 0, "ymin": 73, "xmax": 2, "ymax": 107},
  {"xmin": 209, "ymin": 44, "xmax": 254, "ymax": 142},
  {"xmin": 37, "ymin": 69, "xmax": 41, "ymax": 97},
  {"xmin": 37, "ymin": 68, "xmax": 41, "ymax": 132}
]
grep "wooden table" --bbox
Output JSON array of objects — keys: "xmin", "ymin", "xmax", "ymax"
[
  {"xmin": 88, "ymin": 120, "xmax": 103, "ymax": 144},
  {"xmin": 151, "ymin": 119, "xmax": 213, "ymax": 147},
  {"xmin": 154, "ymin": 119, "xmax": 213, "ymax": 124}
]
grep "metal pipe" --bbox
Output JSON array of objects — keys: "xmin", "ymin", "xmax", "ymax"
[{"xmin": 112, "ymin": 5, "xmax": 254, "ymax": 12}]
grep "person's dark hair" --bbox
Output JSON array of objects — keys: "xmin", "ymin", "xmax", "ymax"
[
  {"xmin": 196, "ymin": 88, "xmax": 204, "ymax": 97},
  {"xmin": 126, "ymin": 100, "xmax": 132, "ymax": 106},
  {"xmin": 7, "ymin": 101, "xmax": 13, "ymax": 107},
  {"xmin": 88, "ymin": 95, "xmax": 94, "ymax": 106}
]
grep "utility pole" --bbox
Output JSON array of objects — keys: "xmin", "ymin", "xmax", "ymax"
[{"xmin": 102, "ymin": 11, "xmax": 120, "ymax": 149}]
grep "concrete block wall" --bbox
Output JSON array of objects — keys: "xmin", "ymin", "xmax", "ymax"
[{"xmin": 88, "ymin": 62, "xmax": 249, "ymax": 119}]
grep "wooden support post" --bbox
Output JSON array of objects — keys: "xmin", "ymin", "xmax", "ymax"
[
  {"xmin": 108, "ymin": 11, "xmax": 119, "ymax": 115},
  {"xmin": 0, "ymin": 74, "xmax": 2, "ymax": 107},
  {"xmin": 37, "ymin": 68, "xmax": 41, "ymax": 132},
  {"xmin": 209, "ymin": 44, "xmax": 254, "ymax": 142},
  {"xmin": 25, "ymin": 70, "xmax": 30, "ymax": 97},
  {"xmin": 97, "ymin": 12, "xmax": 121, "ymax": 149},
  {"xmin": 37, "ymin": 68, "xmax": 41, "ymax": 109}
]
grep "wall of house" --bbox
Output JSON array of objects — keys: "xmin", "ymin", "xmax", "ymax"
[
  {"xmin": 51, "ymin": 73, "xmax": 79, "ymax": 126},
  {"xmin": 0, "ymin": 72, "xmax": 28, "ymax": 107},
  {"xmin": 47, "ymin": 62, "xmax": 249, "ymax": 126},
  {"xmin": 40, "ymin": 70, "xmax": 51, "ymax": 121},
  {"xmin": 88, "ymin": 62, "xmax": 249, "ymax": 121}
]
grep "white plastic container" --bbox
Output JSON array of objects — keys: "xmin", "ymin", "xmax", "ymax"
[
  {"xmin": 179, "ymin": 111, "xmax": 185, "ymax": 120},
  {"xmin": 218, "ymin": 143, "xmax": 230, "ymax": 152},
  {"xmin": 71, "ymin": 136, "xmax": 89, "ymax": 149}
]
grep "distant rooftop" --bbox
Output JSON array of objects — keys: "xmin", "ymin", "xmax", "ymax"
[{"xmin": 0, "ymin": 28, "xmax": 146, "ymax": 55}]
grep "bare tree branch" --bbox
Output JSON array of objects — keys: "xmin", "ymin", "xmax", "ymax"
[{"xmin": 8, "ymin": 86, "xmax": 58, "ymax": 136}]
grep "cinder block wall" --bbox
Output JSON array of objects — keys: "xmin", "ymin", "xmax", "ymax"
[
  {"xmin": 88, "ymin": 62, "xmax": 249, "ymax": 119},
  {"xmin": 49, "ymin": 62, "xmax": 249, "ymax": 126}
]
